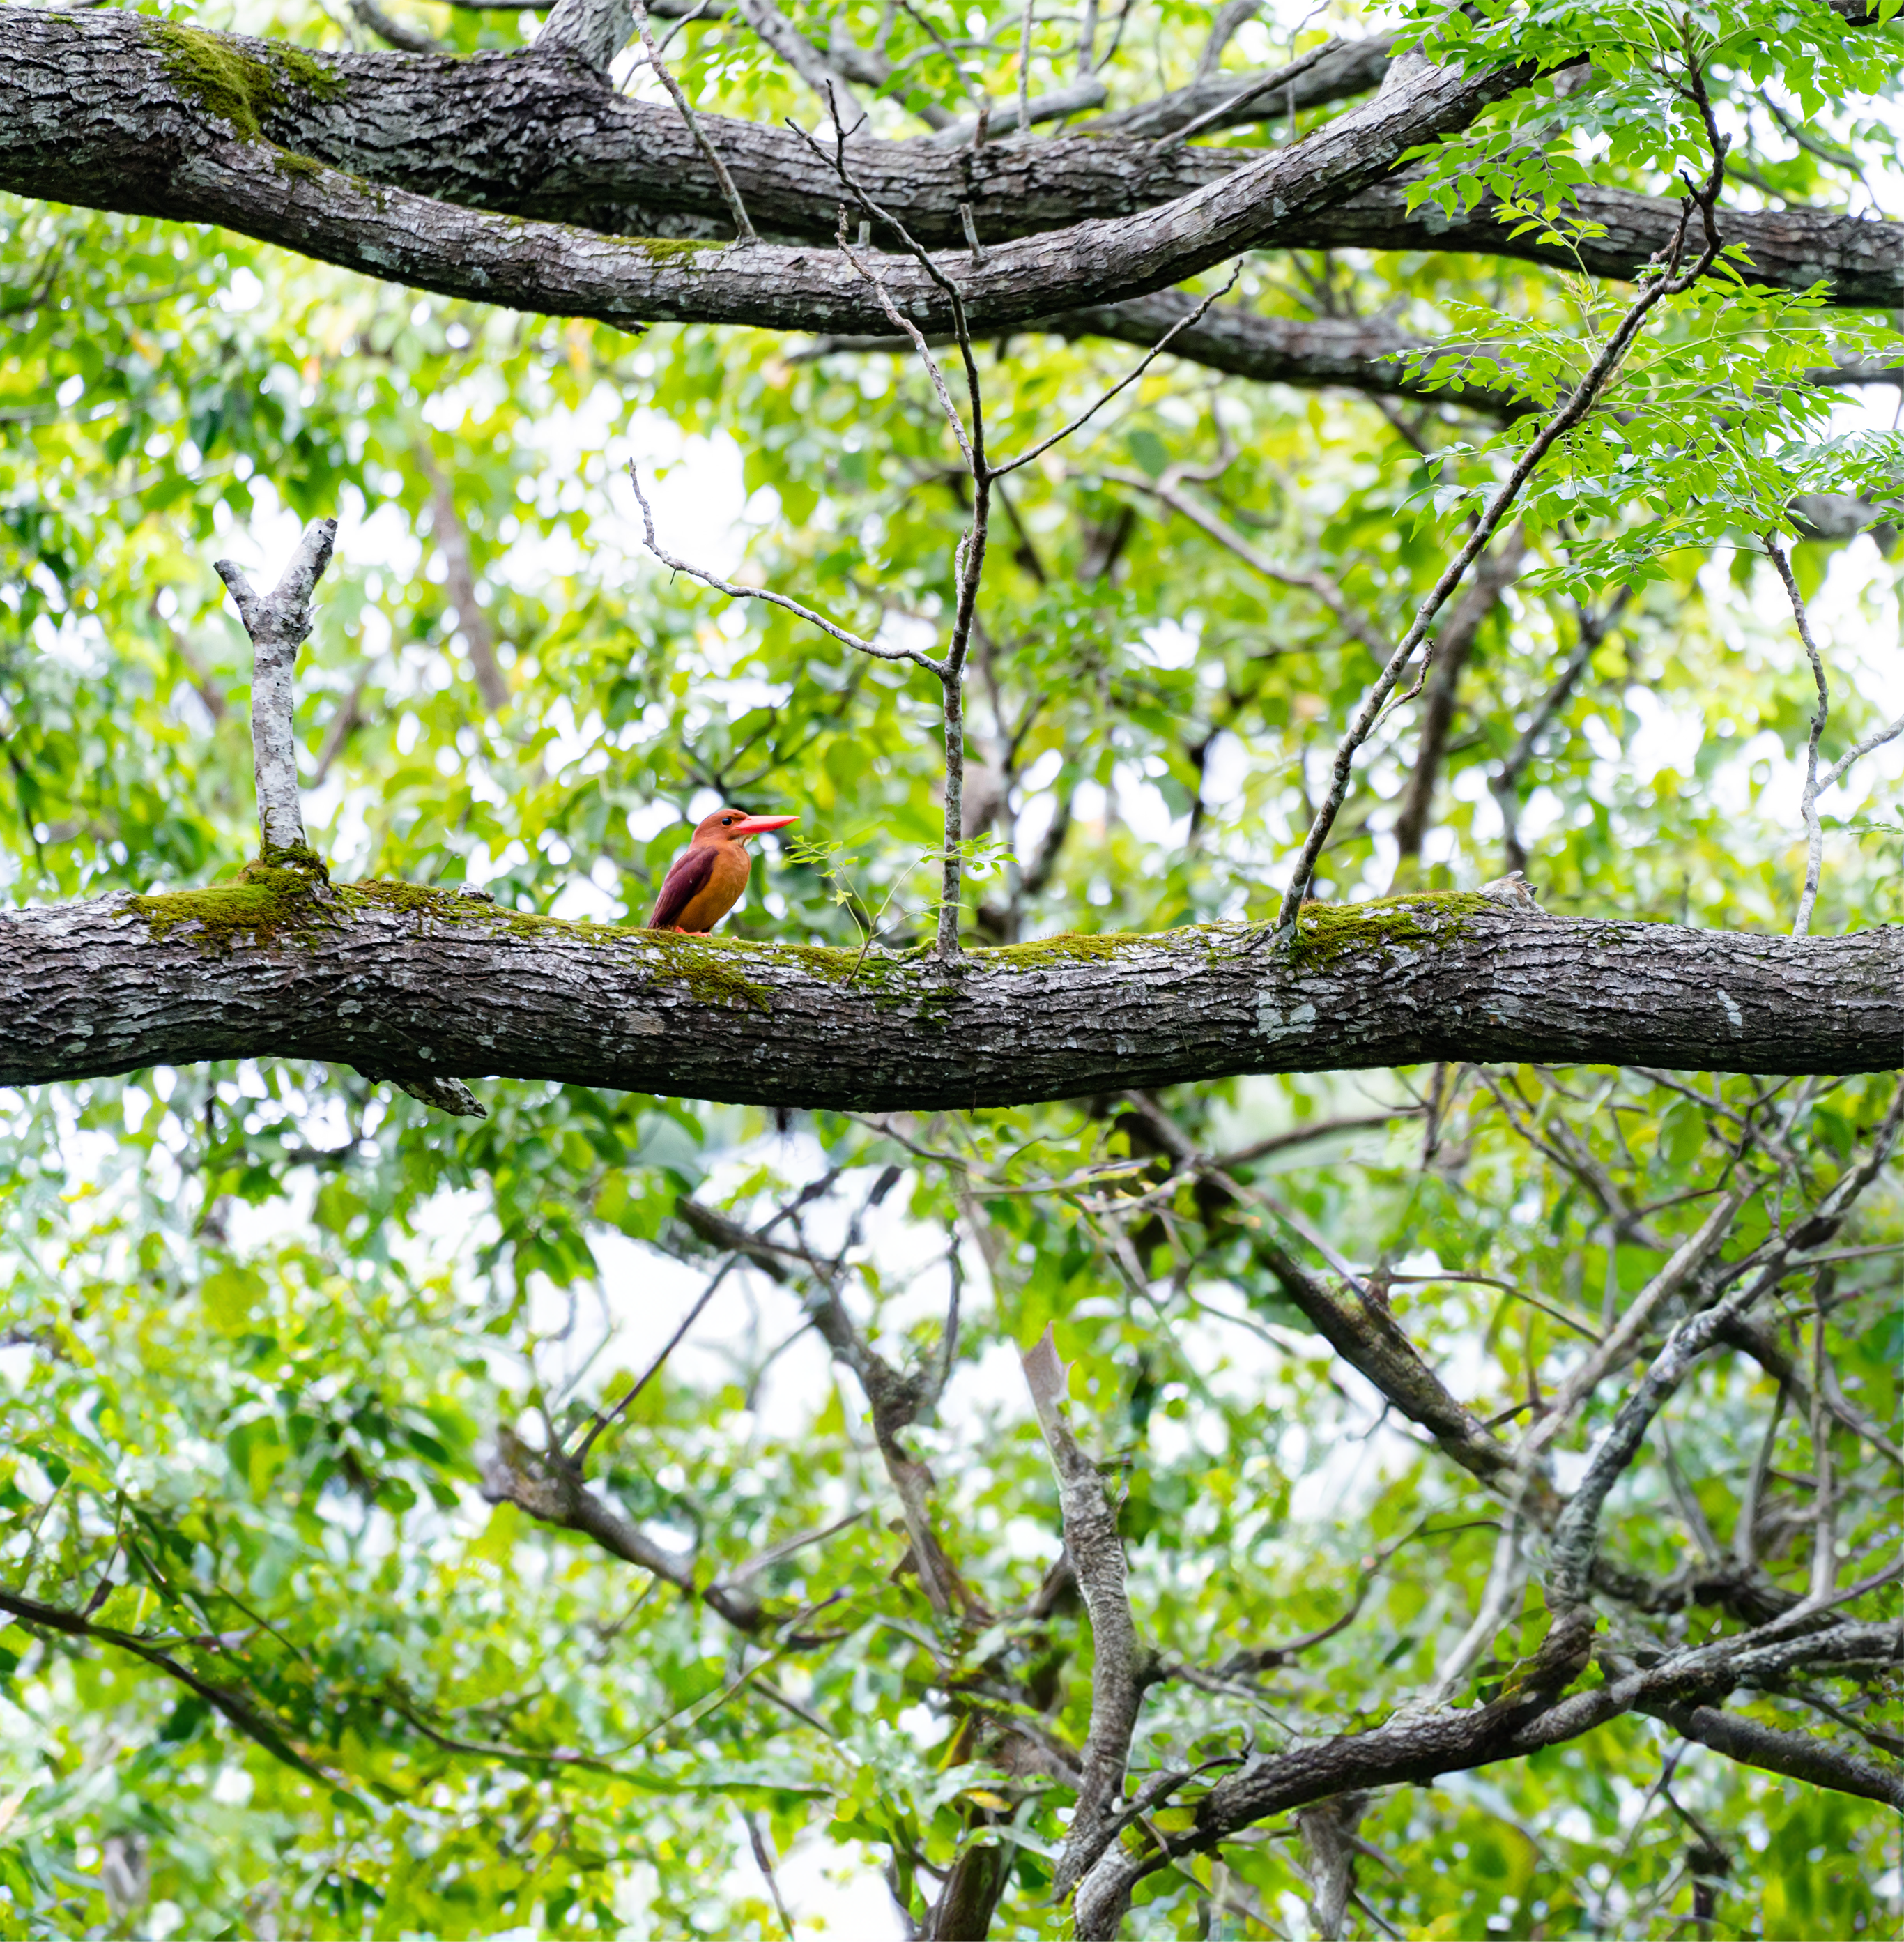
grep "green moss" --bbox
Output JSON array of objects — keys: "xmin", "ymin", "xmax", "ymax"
[
  {"xmin": 273, "ymin": 44, "xmax": 348, "ymax": 102},
  {"xmin": 631, "ymin": 929, "xmax": 774, "ymax": 1013},
  {"xmin": 272, "ymin": 151, "xmax": 325, "ymax": 183},
  {"xmin": 974, "ymin": 929, "xmax": 1151, "ymax": 973},
  {"xmin": 129, "ymin": 856, "xmax": 329, "ymax": 953},
  {"xmin": 151, "ymin": 24, "xmax": 280, "ymax": 139},
  {"xmin": 622, "ymin": 238, "xmax": 723, "ymax": 265},
  {"xmin": 337, "ymin": 882, "xmax": 779, "ymax": 1012},
  {"xmin": 1289, "ymin": 891, "xmax": 1494, "ymax": 968},
  {"xmin": 258, "ymin": 839, "xmax": 328, "ymax": 878},
  {"xmin": 151, "ymin": 24, "xmax": 346, "ymax": 141}
]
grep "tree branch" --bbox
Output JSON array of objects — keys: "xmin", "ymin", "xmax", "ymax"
[
  {"xmin": 1638, "ymin": 1699, "xmax": 1904, "ymax": 1809},
  {"xmin": 213, "ymin": 518, "xmax": 337, "ymax": 862},
  {"xmin": 1022, "ymin": 1329, "xmax": 1148, "ymax": 1899},
  {"xmin": 13, "ymin": 16, "xmax": 1904, "ymax": 315},
  {"xmin": 8, "ymin": 892, "xmax": 1904, "ymax": 1106},
  {"xmin": 0, "ymin": 21, "xmax": 1524, "ymax": 339}
]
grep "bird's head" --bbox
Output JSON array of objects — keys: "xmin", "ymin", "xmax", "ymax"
[{"xmin": 693, "ymin": 806, "xmax": 799, "ymax": 848}]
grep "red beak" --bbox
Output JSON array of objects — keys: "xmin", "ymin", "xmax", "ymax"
[{"xmin": 728, "ymin": 814, "xmax": 799, "ymax": 839}]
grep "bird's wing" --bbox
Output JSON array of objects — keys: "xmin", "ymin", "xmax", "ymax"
[{"xmin": 648, "ymin": 845, "xmax": 718, "ymax": 929}]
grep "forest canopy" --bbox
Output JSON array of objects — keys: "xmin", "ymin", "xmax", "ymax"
[{"xmin": 1, "ymin": 0, "xmax": 1902, "ymax": 1934}]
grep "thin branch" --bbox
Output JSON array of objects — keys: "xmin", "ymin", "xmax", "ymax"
[
  {"xmin": 1106, "ymin": 466, "xmax": 1392, "ymax": 662},
  {"xmin": 1807, "ymin": 1283, "xmax": 1836, "ymax": 1603},
  {"xmin": 745, "ymin": 1813, "xmax": 797, "ymax": 1942},
  {"xmin": 1491, "ymin": 590, "xmax": 1629, "ymax": 873},
  {"xmin": 735, "ymin": 0, "xmax": 866, "ymax": 122},
  {"xmin": 416, "ymin": 445, "xmax": 509, "ymax": 713},
  {"xmin": 347, "ymin": 0, "xmax": 445, "ymax": 53},
  {"xmin": 567, "ymin": 1255, "xmax": 742, "ymax": 1471},
  {"xmin": 1420, "ymin": 1505, "xmax": 1526, "ymax": 1707},
  {"xmin": 1818, "ymin": 706, "xmax": 1904, "ymax": 793},
  {"xmin": 992, "ymin": 262, "xmax": 1243, "ymax": 478},
  {"xmin": 1151, "ymin": 33, "xmax": 1340, "ymax": 155},
  {"xmin": 805, "ymin": 112, "xmax": 991, "ymax": 961},
  {"xmin": 624, "ymin": 460, "xmax": 940, "ymax": 671},
  {"xmin": 1015, "ymin": 0, "xmax": 1034, "ymax": 151},
  {"xmin": 837, "ymin": 227, "xmax": 975, "ymax": 472},
  {"xmin": 1546, "ymin": 1073, "xmax": 1904, "ymax": 1612},
  {"xmin": 1218, "ymin": 1107, "xmax": 1425, "ymax": 1170},
  {"xmin": 632, "ymin": 0, "xmax": 758, "ymax": 243},
  {"xmin": 1732, "ymin": 1380, "xmax": 1788, "ymax": 1569},
  {"xmin": 1189, "ymin": 0, "xmax": 1261, "ymax": 88},
  {"xmin": 1517, "ymin": 1183, "xmax": 1754, "ymax": 1465}
]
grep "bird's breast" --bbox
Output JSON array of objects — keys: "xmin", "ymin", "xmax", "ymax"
[{"xmin": 675, "ymin": 842, "xmax": 752, "ymax": 930}]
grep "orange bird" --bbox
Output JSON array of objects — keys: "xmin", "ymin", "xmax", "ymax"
[{"xmin": 647, "ymin": 806, "xmax": 799, "ymax": 933}]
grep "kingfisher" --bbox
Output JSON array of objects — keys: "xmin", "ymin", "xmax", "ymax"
[{"xmin": 647, "ymin": 806, "xmax": 798, "ymax": 933}]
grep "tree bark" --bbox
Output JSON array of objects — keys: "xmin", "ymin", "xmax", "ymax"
[
  {"xmin": 13, "ymin": 11, "xmax": 1904, "ymax": 342},
  {"xmin": 3, "ymin": 887, "xmax": 1901, "ymax": 1108},
  {"xmin": 0, "ymin": 17, "xmax": 1521, "ymax": 338}
]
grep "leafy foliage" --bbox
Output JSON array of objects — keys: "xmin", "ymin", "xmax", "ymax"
[{"xmin": 2, "ymin": 0, "xmax": 1902, "ymax": 1934}]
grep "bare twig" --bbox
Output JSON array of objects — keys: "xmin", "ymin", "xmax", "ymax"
[
  {"xmin": 625, "ymin": 460, "xmax": 939, "ymax": 672},
  {"xmin": 1769, "ymin": 535, "xmax": 1904, "ymax": 934},
  {"xmin": 415, "ymin": 446, "xmax": 509, "ymax": 712},
  {"xmin": 1732, "ymin": 1379, "xmax": 1788, "ymax": 1569},
  {"xmin": 992, "ymin": 263, "xmax": 1243, "ymax": 478},
  {"xmin": 1546, "ymin": 1074, "xmax": 1904, "ymax": 1612},
  {"xmin": 1015, "ymin": 0, "xmax": 1034, "ymax": 148},
  {"xmin": 1189, "ymin": 0, "xmax": 1261, "ymax": 87},
  {"xmin": 566, "ymin": 1255, "xmax": 742, "ymax": 1472},
  {"xmin": 348, "ymin": 0, "xmax": 443, "ymax": 52},
  {"xmin": 1152, "ymin": 33, "xmax": 1339, "ymax": 155},
  {"xmin": 807, "ymin": 120, "xmax": 989, "ymax": 959},
  {"xmin": 1421, "ymin": 1506, "xmax": 1526, "ymax": 1708},
  {"xmin": 1491, "ymin": 590, "xmax": 1629, "ymax": 874},
  {"xmin": 1517, "ymin": 1184, "xmax": 1754, "ymax": 1465},
  {"xmin": 745, "ymin": 1813, "xmax": 797, "ymax": 1941},
  {"xmin": 633, "ymin": 0, "xmax": 758, "ymax": 242},
  {"xmin": 1808, "ymin": 1283, "xmax": 1836, "ymax": 1602},
  {"xmin": 735, "ymin": 0, "xmax": 866, "ymax": 121},
  {"xmin": 1105, "ymin": 466, "xmax": 1392, "ymax": 663}
]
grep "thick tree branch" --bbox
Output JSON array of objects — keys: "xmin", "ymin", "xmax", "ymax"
[
  {"xmin": 0, "ymin": 19, "xmax": 1524, "ymax": 339},
  {"xmin": 10, "ymin": 8, "xmax": 1904, "ymax": 409},
  {"xmin": 6, "ymin": 892, "xmax": 1904, "ymax": 1106}
]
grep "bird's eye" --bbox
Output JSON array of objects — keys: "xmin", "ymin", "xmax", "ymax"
[{"xmin": 722, "ymin": 816, "xmax": 735, "ymax": 825}]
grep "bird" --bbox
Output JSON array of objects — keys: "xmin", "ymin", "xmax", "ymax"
[{"xmin": 647, "ymin": 806, "xmax": 798, "ymax": 933}]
